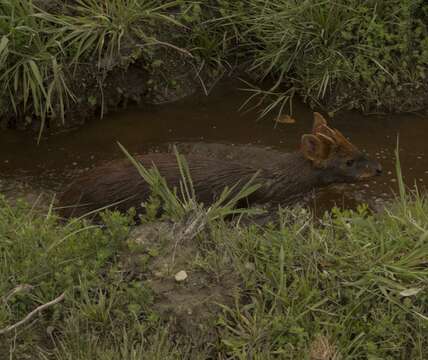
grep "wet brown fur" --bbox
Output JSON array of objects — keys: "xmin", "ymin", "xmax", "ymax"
[{"xmin": 59, "ymin": 113, "xmax": 382, "ymax": 218}]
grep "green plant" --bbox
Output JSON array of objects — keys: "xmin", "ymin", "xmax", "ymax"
[
  {"xmin": 0, "ymin": 0, "xmax": 187, "ymax": 137},
  {"xmin": 239, "ymin": 0, "xmax": 428, "ymax": 117},
  {"xmin": 39, "ymin": 0, "xmax": 184, "ymax": 70},
  {"xmin": 0, "ymin": 0, "xmax": 75, "ymax": 140},
  {"xmin": 118, "ymin": 142, "xmax": 263, "ymax": 222}
]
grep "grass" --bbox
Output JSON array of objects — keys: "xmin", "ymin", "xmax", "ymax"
[
  {"xmin": 0, "ymin": 0, "xmax": 75, "ymax": 139},
  {"xmin": 38, "ymin": 0, "xmax": 184, "ymax": 71},
  {"xmin": 215, "ymin": 200, "xmax": 428, "ymax": 358},
  {"xmin": 118, "ymin": 142, "xmax": 263, "ymax": 222},
  {"xmin": 236, "ymin": 0, "xmax": 428, "ymax": 117},
  {"xmin": 1, "ymin": 151, "xmax": 427, "ymax": 359},
  {"xmin": 1, "ymin": 0, "xmax": 427, "ymax": 133},
  {"xmin": 0, "ymin": 0, "xmax": 186, "ymax": 139}
]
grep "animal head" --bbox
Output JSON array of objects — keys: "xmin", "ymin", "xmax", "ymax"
[{"xmin": 301, "ymin": 113, "xmax": 382, "ymax": 183}]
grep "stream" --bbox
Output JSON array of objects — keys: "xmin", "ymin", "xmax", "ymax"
[{"xmin": 0, "ymin": 80, "xmax": 427, "ymax": 214}]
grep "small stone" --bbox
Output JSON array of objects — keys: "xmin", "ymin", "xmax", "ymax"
[
  {"xmin": 245, "ymin": 262, "xmax": 255, "ymax": 271},
  {"xmin": 174, "ymin": 270, "xmax": 188, "ymax": 282},
  {"xmin": 72, "ymin": 162, "xmax": 78, "ymax": 166},
  {"xmin": 390, "ymin": 178, "xmax": 397, "ymax": 183}
]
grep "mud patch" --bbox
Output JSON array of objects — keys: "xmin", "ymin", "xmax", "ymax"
[{"xmin": 123, "ymin": 220, "xmax": 240, "ymax": 344}]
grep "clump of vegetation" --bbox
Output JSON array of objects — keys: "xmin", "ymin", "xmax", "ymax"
[
  {"xmin": 1, "ymin": 151, "xmax": 427, "ymax": 358},
  {"xmin": 237, "ymin": 0, "xmax": 428, "ymax": 116},
  {"xmin": 2, "ymin": 0, "xmax": 427, "ymax": 134},
  {"xmin": 0, "ymin": 0, "xmax": 186, "ymax": 138},
  {"xmin": 0, "ymin": 0, "xmax": 74, "ymax": 136}
]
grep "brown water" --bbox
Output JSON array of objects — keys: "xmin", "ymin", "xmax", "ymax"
[{"xmin": 0, "ymin": 79, "xmax": 427, "ymax": 212}]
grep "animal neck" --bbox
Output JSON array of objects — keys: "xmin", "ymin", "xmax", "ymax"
[{"xmin": 256, "ymin": 151, "xmax": 327, "ymax": 203}]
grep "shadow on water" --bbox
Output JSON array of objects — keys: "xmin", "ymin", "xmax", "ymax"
[{"xmin": 0, "ymin": 79, "xmax": 427, "ymax": 213}]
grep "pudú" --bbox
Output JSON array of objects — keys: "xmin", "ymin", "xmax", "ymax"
[{"xmin": 59, "ymin": 113, "xmax": 382, "ymax": 218}]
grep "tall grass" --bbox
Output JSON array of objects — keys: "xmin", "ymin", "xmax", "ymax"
[
  {"xmin": 0, "ymin": 0, "xmax": 74, "ymax": 140},
  {"xmin": 238, "ymin": 0, "xmax": 428, "ymax": 117},
  {"xmin": 0, "ymin": 0, "xmax": 185, "ymax": 138},
  {"xmin": 175, "ymin": 1, "xmax": 246, "ymax": 89},
  {"xmin": 118, "ymin": 142, "xmax": 263, "ymax": 222},
  {"xmin": 38, "ymin": 0, "xmax": 184, "ymax": 70},
  {"xmin": 215, "ymin": 200, "xmax": 428, "ymax": 358}
]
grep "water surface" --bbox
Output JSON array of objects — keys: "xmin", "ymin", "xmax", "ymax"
[{"xmin": 0, "ymin": 80, "xmax": 427, "ymax": 212}]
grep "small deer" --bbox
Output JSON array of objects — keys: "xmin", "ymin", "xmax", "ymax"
[{"xmin": 59, "ymin": 113, "xmax": 382, "ymax": 218}]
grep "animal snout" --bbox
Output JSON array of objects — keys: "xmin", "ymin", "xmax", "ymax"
[{"xmin": 358, "ymin": 159, "xmax": 383, "ymax": 179}]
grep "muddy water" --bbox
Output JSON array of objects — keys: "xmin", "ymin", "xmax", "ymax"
[{"xmin": 0, "ymin": 79, "xmax": 427, "ymax": 213}]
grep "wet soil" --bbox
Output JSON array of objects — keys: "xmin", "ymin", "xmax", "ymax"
[{"xmin": 0, "ymin": 79, "xmax": 427, "ymax": 213}]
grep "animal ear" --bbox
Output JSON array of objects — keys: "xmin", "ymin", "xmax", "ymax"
[
  {"xmin": 312, "ymin": 112, "xmax": 328, "ymax": 133},
  {"xmin": 301, "ymin": 134, "xmax": 326, "ymax": 162}
]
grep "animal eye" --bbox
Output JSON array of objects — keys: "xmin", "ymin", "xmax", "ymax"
[{"xmin": 346, "ymin": 159, "xmax": 355, "ymax": 167}]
